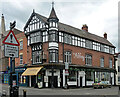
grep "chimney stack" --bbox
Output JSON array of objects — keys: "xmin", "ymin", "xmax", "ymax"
[
  {"xmin": 82, "ymin": 24, "xmax": 88, "ymax": 32},
  {"xmin": 104, "ymin": 32, "xmax": 107, "ymax": 39}
]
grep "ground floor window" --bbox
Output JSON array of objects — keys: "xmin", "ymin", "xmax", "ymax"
[
  {"xmin": 101, "ymin": 72, "xmax": 110, "ymax": 81},
  {"xmin": 4, "ymin": 74, "xmax": 8, "ymax": 84},
  {"xmin": 96, "ymin": 72, "xmax": 110, "ymax": 82},
  {"xmin": 38, "ymin": 74, "xmax": 42, "ymax": 82},
  {"xmin": 96, "ymin": 72, "xmax": 100, "ymax": 82},
  {"xmin": 19, "ymin": 73, "xmax": 26, "ymax": 84},
  {"xmin": 118, "ymin": 77, "xmax": 120, "ymax": 83},
  {"xmin": 68, "ymin": 71, "xmax": 76, "ymax": 81},
  {"xmin": 86, "ymin": 71, "xmax": 94, "ymax": 81}
]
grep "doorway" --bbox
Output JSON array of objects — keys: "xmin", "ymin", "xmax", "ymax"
[
  {"xmin": 31, "ymin": 76, "xmax": 36, "ymax": 87},
  {"xmin": 48, "ymin": 76, "xmax": 58, "ymax": 88},
  {"xmin": 80, "ymin": 77, "xmax": 83, "ymax": 87}
]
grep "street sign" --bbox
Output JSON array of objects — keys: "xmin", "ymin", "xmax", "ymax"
[
  {"xmin": 65, "ymin": 63, "xmax": 69, "ymax": 76},
  {"xmin": 65, "ymin": 69, "xmax": 69, "ymax": 76},
  {"xmin": 4, "ymin": 44, "xmax": 19, "ymax": 58},
  {"xmin": 2, "ymin": 30, "xmax": 20, "ymax": 46},
  {"xmin": 65, "ymin": 62, "xmax": 69, "ymax": 69}
]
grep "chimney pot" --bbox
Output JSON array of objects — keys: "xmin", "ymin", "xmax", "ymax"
[
  {"xmin": 82, "ymin": 24, "xmax": 88, "ymax": 32},
  {"xmin": 104, "ymin": 32, "xmax": 107, "ymax": 39}
]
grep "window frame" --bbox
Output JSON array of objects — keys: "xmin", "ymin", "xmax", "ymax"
[{"xmin": 85, "ymin": 54, "xmax": 92, "ymax": 66}]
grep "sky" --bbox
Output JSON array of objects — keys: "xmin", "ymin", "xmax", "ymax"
[{"xmin": 0, "ymin": 0, "xmax": 119, "ymax": 52}]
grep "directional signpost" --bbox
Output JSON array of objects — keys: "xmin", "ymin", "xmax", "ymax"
[{"xmin": 2, "ymin": 21, "xmax": 19, "ymax": 97}]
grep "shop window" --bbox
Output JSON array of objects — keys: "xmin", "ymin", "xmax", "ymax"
[
  {"xmin": 85, "ymin": 54, "xmax": 92, "ymax": 66},
  {"xmin": 20, "ymin": 41, "xmax": 23, "ymax": 50},
  {"xmin": 100, "ymin": 57, "xmax": 104, "ymax": 67},
  {"xmin": 68, "ymin": 71, "xmax": 76, "ymax": 81},
  {"xmin": 64, "ymin": 51, "xmax": 72, "ymax": 64},
  {"xmin": 95, "ymin": 72, "xmax": 100, "ymax": 82},
  {"xmin": 86, "ymin": 71, "xmax": 94, "ymax": 81},
  {"xmin": 118, "ymin": 77, "xmax": 120, "ymax": 82},
  {"xmin": 49, "ymin": 50, "xmax": 58, "ymax": 63},
  {"xmin": 19, "ymin": 74, "xmax": 26, "ymax": 84},
  {"xmin": 20, "ymin": 54, "xmax": 23, "ymax": 64},
  {"xmin": 118, "ymin": 66, "xmax": 120, "ymax": 72}
]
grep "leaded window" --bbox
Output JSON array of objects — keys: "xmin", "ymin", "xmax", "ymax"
[
  {"xmin": 49, "ymin": 31, "xmax": 58, "ymax": 42},
  {"xmin": 30, "ymin": 32, "xmax": 42, "ymax": 44},
  {"xmin": 104, "ymin": 45, "xmax": 109, "ymax": 53},
  {"xmin": 32, "ymin": 51, "xmax": 42, "ymax": 64},
  {"xmin": 85, "ymin": 40, "xmax": 92, "ymax": 49},
  {"xmin": 100, "ymin": 44, "xmax": 104, "ymax": 52},
  {"xmin": 93, "ymin": 42, "xmax": 100, "ymax": 51},
  {"xmin": 59, "ymin": 32, "xmax": 63, "ymax": 42},
  {"xmin": 43, "ymin": 31, "xmax": 48, "ymax": 42}
]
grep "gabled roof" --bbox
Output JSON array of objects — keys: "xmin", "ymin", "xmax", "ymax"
[{"xmin": 24, "ymin": 12, "xmax": 115, "ymax": 47}]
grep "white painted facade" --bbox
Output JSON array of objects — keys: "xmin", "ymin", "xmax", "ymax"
[{"xmin": 45, "ymin": 69, "xmax": 60, "ymax": 87}]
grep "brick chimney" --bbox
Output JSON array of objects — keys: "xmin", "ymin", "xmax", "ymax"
[
  {"xmin": 82, "ymin": 24, "xmax": 88, "ymax": 32},
  {"xmin": 104, "ymin": 32, "xmax": 107, "ymax": 39}
]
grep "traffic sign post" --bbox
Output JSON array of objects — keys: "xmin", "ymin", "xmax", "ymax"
[{"xmin": 2, "ymin": 21, "xmax": 19, "ymax": 97}]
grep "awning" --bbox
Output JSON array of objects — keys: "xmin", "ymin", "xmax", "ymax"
[{"xmin": 22, "ymin": 66, "xmax": 43, "ymax": 76}]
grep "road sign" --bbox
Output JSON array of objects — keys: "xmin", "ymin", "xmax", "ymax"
[
  {"xmin": 4, "ymin": 44, "xmax": 19, "ymax": 58},
  {"xmin": 65, "ymin": 69, "xmax": 69, "ymax": 76},
  {"xmin": 2, "ymin": 30, "xmax": 20, "ymax": 46},
  {"xmin": 65, "ymin": 63, "xmax": 69, "ymax": 69}
]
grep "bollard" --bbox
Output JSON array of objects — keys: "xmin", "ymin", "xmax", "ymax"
[{"xmin": 23, "ymin": 90, "xmax": 26, "ymax": 97}]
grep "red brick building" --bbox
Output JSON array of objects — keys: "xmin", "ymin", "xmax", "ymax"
[{"xmin": 14, "ymin": 5, "xmax": 116, "ymax": 88}]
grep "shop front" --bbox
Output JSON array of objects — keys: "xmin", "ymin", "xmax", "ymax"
[
  {"xmin": 22, "ymin": 66, "xmax": 43, "ymax": 87},
  {"xmin": 8, "ymin": 67, "xmax": 28, "ymax": 87}
]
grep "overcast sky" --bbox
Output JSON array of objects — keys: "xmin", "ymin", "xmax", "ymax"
[{"xmin": 0, "ymin": 0, "xmax": 119, "ymax": 52}]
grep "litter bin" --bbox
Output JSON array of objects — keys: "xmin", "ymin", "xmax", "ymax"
[
  {"xmin": 13, "ymin": 86, "xmax": 19, "ymax": 97},
  {"xmin": 10, "ymin": 86, "xmax": 19, "ymax": 97}
]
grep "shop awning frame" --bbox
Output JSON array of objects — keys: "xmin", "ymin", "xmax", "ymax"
[{"xmin": 22, "ymin": 66, "xmax": 43, "ymax": 76}]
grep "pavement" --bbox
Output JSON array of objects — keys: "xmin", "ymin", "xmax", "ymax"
[{"xmin": 0, "ymin": 84, "xmax": 120, "ymax": 97}]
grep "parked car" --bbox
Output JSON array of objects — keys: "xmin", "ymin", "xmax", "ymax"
[{"xmin": 92, "ymin": 81, "xmax": 111, "ymax": 89}]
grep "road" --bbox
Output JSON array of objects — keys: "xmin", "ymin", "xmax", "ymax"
[{"xmin": 0, "ymin": 84, "xmax": 120, "ymax": 97}]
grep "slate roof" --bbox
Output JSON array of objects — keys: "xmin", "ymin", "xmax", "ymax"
[
  {"xmin": 48, "ymin": 7, "xmax": 58, "ymax": 20},
  {"xmin": 34, "ymin": 12, "xmax": 115, "ymax": 47},
  {"xmin": 24, "ymin": 11, "xmax": 115, "ymax": 47}
]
